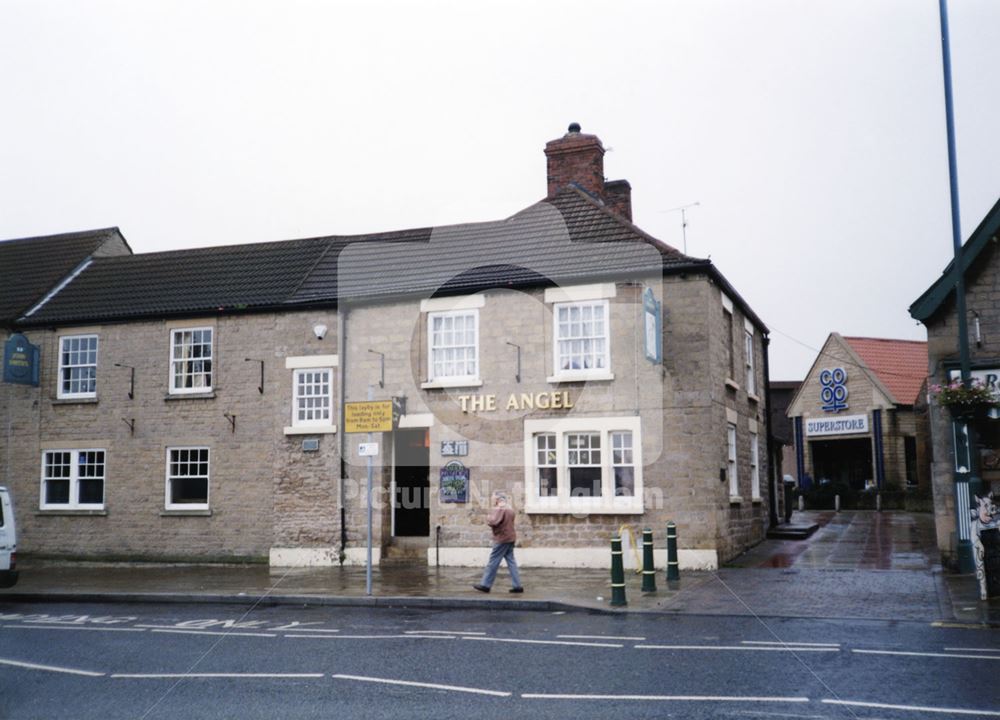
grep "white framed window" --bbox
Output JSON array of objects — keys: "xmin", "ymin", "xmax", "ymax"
[
  {"xmin": 535, "ymin": 433, "xmax": 558, "ymax": 497},
  {"xmin": 170, "ymin": 327, "xmax": 213, "ymax": 394},
  {"xmin": 427, "ymin": 310, "xmax": 479, "ymax": 385},
  {"xmin": 727, "ymin": 423, "xmax": 739, "ymax": 498},
  {"xmin": 57, "ymin": 334, "xmax": 98, "ymax": 399},
  {"xmin": 293, "ymin": 368, "xmax": 332, "ymax": 427},
  {"xmin": 166, "ymin": 447, "xmax": 210, "ymax": 510},
  {"xmin": 41, "ymin": 449, "xmax": 105, "ymax": 509},
  {"xmin": 552, "ymin": 300, "xmax": 610, "ymax": 380},
  {"xmin": 745, "ymin": 324, "xmax": 756, "ymax": 395},
  {"xmin": 750, "ymin": 431, "xmax": 761, "ymax": 500},
  {"xmin": 523, "ymin": 416, "xmax": 643, "ymax": 514}
]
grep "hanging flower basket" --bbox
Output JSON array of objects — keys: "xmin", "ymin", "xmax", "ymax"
[{"xmin": 931, "ymin": 379, "xmax": 999, "ymax": 421}]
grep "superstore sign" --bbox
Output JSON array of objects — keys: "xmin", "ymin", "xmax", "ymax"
[{"xmin": 805, "ymin": 414, "xmax": 869, "ymax": 437}]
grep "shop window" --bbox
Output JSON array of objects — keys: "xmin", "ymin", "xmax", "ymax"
[
  {"xmin": 552, "ymin": 300, "xmax": 610, "ymax": 380},
  {"xmin": 728, "ymin": 423, "xmax": 739, "ymax": 498},
  {"xmin": 427, "ymin": 310, "xmax": 479, "ymax": 384},
  {"xmin": 523, "ymin": 417, "xmax": 642, "ymax": 514},
  {"xmin": 750, "ymin": 431, "xmax": 760, "ymax": 499},
  {"xmin": 41, "ymin": 449, "xmax": 105, "ymax": 509},
  {"xmin": 170, "ymin": 328, "xmax": 213, "ymax": 394},
  {"xmin": 57, "ymin": 334, "xmax": 98, "ymax": 399},
  {"xmin": 166, "ymin": 447, "xmax": 209, "ymax": 510}
]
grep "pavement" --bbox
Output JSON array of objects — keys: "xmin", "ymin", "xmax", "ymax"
[{"xmin": 3, "ymin": 510, "xmax": 999, "ymax": 625}]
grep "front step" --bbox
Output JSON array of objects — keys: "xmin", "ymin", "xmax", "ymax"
[
  {"xmin": 381, "ymin": 542, "xmax": 428, "ymax": 565},
  {"xmin": 767, "ymin": 524, "xmax": 819, "ymax": 540}
]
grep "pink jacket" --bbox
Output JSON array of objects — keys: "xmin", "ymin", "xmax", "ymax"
[{"xmin": 487, "ymin": 507, "xmax": 516, "ymax": 544}]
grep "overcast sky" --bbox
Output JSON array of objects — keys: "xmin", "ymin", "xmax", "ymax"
[{"xmin": 1, "ymin": 0, "xmax": 998, "ymax": 380}]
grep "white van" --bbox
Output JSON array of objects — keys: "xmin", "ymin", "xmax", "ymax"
[{"xmin": 0, "ymin": 486, "xmax": 18, "ymax": 588}]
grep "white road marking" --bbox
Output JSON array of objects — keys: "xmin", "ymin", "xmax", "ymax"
[
  {"xmin": 741, "ymin": 641, "xmax": 839, "ymax": 648},
  {"xmin": 464, "ymin": 637, "xmax": 623, "ymax": 649},
  {"xmin": 0, "ymin": 657, "xmax": 104, "ymax": 677},
  {"xmin": 404, "ymin": 630, "xmax": 486, "ymax": 636},
  {"xmin": 3, "ymin": 624, "xmax": 145, "ymax": 633},
  {"xmin": 944, "ymin": 647, "xmax": 1000, "ymax": 653},
  {"xmin": 285, "ymin": 634, "xmax": 456, "ymax": 640},
  {"xmin": 853, "ymin": 649, "xmax": 1000, "ymax": 661},
  {"xmin": 332, "ymin": 673, "xmax": 511, "ymax": 697},
  {"xmin": 822, "ymin": 699, "xmax": 1000, "ymax": 716},
  {"xmin": 557, "ymin": 634, "xmax": 646, "ymax": 641},
  {"xmin": 150, "ymin": 629, "xmax": 276, "ymax": 638},
  {"xmin": 522, "ymin": 693, "xmax": 810, "ymax": 702},
  {"xmin": 636, "ymin": 645, "xmax": 837, "ymax": 652},
  {"xmin": 112, "ymin": 673, "xmax": 324, "ymax": 679}
]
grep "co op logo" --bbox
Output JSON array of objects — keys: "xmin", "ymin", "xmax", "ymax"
[{"xmin": 820, "ymin": 367, "xmax": 848, "ymax": 412}]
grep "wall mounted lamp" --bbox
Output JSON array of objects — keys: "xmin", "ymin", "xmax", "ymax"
[
  {"xmin": 505, "ymin": 341, "xmax": 521, "ymax": 383},
  {"xmin": 368, "ymin": 349, "xmax": 385, "ymax": 388}
]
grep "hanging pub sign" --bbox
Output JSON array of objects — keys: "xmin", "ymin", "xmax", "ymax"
[
  {"xmin": 819, "ymin": 367, "xmax": 849, "ymax": 413},
  {"xmin": 643, "ymin": 287, "xmax": 662, "ymax": 363},
  {"xmin": 440, "ymin": 461, "xmax": 470, "ymax": 503},
  {"xmin": 3, "ymin": 333, "xmax": 40, "ymax": 386}
]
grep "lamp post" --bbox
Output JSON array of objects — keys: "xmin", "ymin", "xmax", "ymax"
[{"xmin": 938, "ymin": 0, "xmax": 977, "ymax": 573}]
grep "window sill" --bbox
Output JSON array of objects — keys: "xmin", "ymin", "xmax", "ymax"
[
  {"xmin": 165, "ymin": 392, "xmax": 216, "ymax": 401},
  {"xmin": 729, "ymin": 495, "xmax": 743, "ymax": 506},
  {"xmin": 284, "ymin": 425, "xmax": 338, "ymax": 435},
  {"xmin": 546, "ymin": 371, "xmax": 615, "ymax": 384},
  {"xmin": 36, "ymin": 509, "xmax": 107, "ymax": 517},
  {"xmin": 421, "ymin": 379, "xmax": 483, "ymax": 390},
  {"xmin": 725, "ymin": 379, "xmax": 740, "ymax": 392},
  {"xmin": 751, "ymin": 496, "xmax": 763, "ymax": 504},
  {"xmin": 52, "ymin": 397, "xmax": 98, "ymax": 405},
  {"xmin": 748, "ymin": 393, "xmax": 761, "ymax": 404},
  {"xmin": 160, "ymin": 509, "xmax": 212, "ymax": 517},
  {"xmin": 525, "ymin": 501, "xmax": 643, "ymax": 515}
]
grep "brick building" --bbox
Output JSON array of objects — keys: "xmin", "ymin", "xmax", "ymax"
[
  {"xmin": 910, "ymin": 197, "xmax": 1000, "ymax": 569},
  {"xmin": 1, "ymin": 125, "xmax": 772, "ymax": 570},
  {"xmin": 786, "ymin": 333, "xmax": 929, "ymax": 500}
]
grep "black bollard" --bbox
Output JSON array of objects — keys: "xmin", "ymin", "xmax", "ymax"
[
  {"xmin": 641, "ymin": 528, "xmax": 657, "ymax": 592},
  {"xmin": 666, "ymin": 521, "xmax": 680, "ymax": 582},
  {"xmin": 610, "ymin": 536, "xmax": 627, "ymax": 607}
]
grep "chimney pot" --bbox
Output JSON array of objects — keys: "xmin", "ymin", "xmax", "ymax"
[{"xmin": 567, "ymin": 122, "xmax": 581, "ymax": 133}]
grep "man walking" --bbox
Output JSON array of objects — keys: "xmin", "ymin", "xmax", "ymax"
[{"xmin": 473, "ymin": 492, "xmax": 523, "ymax": 593}]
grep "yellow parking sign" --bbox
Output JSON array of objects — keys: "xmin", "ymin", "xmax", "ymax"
[{"xmin": 344, "ymin": 400, "xmax": 394, "ymax": 433}]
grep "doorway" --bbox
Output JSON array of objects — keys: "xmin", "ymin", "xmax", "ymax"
[
  {"xmin": 393, "ymin": 428, "xmax": 430, "ymax": 536},
  {"xmin": 811, "ymin": 437, "xmax": 873, "ymax": 490}
]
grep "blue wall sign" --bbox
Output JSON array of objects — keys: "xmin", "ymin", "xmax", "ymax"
[
  {"xmin": 819, "ymin": 367, "xmax": 848, "ymax": 413},
  {"xmin": 3, "ymin": 333, "xmax": 40, "ymax": 386},
  {"xmin": 440, "ymin": 461, "xmax": 469, "ymax": 503},
  {"xmin": 643, "ymin": 287, "xmax": 662, "ymax": 363}
]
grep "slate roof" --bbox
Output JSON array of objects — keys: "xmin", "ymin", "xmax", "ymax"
[
  {"xmin": 842, "ymin": 336, "xmax": 928, "ymax": 406},
  {"xmin": 910, "ymin": 196, "xmax": 1000, "ymax": 323},
  {"xmin": 0, "ymin": 228, "xmax": 127, "ymax": 326},
  {"xmin": 21, "ymin": 237, "xmax": 333, "ymax": 325},
  {"xmin": 17, "ymin": 187, "xmax": 767, "ymax": 333}
]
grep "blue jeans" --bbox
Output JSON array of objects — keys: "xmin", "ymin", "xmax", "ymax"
[{"xmin": 480, "ymin": 542, "xmax": 521, "ymax": 589}]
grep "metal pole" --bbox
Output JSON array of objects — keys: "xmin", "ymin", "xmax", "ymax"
[
  {"xmin": 366, "ymin": 383, "xmax": 373, "ymax": 596},
  {"xmin": 939, "ymin": 0, "xmax": 977, "ymax": 573}
]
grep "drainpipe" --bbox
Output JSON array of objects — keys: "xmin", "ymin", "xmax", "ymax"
[
  {"xmin": 338, "ymin": 303, "xmax": 349, "ymax": 564},
  {"xmin": 763, "ymin": 333, "xmax": 779, "ymax": 528}
]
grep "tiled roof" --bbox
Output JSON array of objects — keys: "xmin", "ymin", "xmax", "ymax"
[
  {"xmin": 18, "ymin": 188, "xmax": 766, "ymax": 331},
  {"xmin": 293, "ymin": 188, "xmax": 703, "ymax": 305},
  {"xmin": 0, "ymin": 228, "xmax": 125, "ymax": 325},
  {"xmin": 842, "ymin": 336, "xmax": 928, "ymax": 405},
  {"xmin": 23, "ymin": 237, "xmax": 332, "ymax": 325}
]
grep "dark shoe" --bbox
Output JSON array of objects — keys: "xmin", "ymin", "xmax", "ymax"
[
  {"xmin": 473, "ymin": 584, "xmax": 491, "ymax": 593},
  {"xmin": 509, "ymin": 587, "xmax": 524, "ymax": 593}
]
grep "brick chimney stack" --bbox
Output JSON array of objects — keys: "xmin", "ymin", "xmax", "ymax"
[
  {"xmin": 544, "ymin": 123, "xmax": 632, "ymax": 221},
  {"xmin": 545, "ymin": 123, "xmax": 605, "ymax": 200}
]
